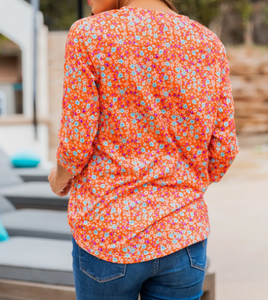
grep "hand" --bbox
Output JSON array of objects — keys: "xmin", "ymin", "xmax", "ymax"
[{"xmin": 48, "ymin": 167, "xmax": 73, "ymax": 197}]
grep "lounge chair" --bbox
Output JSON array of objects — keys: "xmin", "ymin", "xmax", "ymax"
[
  {"xmin": 0, "ymin": 147, "xmax": 50, "ymax": 182},
  {"xmin": 0, "ymin": 194, "xmax": 15, "ymax": 213},
  {"xmin": 0, "ymin": 237, "xmax": 215, "ymax": 300},
  {"xmin": 13, "ymin": 167, "xmax": 50, "ymax": 182},
  {"xmin": 0, "ymin": 196, "xmax": 71, "ymax": 240},
  {"xmin": 0, "ymin": 168, "xmax": 69, "ymax": 210},
  {"xmin": 0, "ymin": 237, "xmax": 74, "ymax": 286}
]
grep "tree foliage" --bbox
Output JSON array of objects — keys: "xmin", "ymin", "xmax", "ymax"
[
  {"xmin": 23, "ymin": 0, "xmax": 245, "ymax": 30},
  {"xmin": 24, "ymin": 0, "xmax": 79, "ymax": 30},
  {"xmin": 23, "ymin": 0, "xmax": 268, "ymax": 44},
  {"xmin": 175, "ymin": 0, "xmax": 223, "ymax": 27}
]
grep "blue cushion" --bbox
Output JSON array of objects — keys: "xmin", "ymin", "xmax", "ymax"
[
  {"xmin": 0, "ymin": 218, "xmax": 9, "ymax": 241},
  {"xmin": 11, "ymin": 151, "xmax": 41, "ymax": 168}
]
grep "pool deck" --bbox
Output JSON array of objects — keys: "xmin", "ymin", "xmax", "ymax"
[{"xmin": 205, "ymin": 135, "xmax": 268, "ymax": 300}]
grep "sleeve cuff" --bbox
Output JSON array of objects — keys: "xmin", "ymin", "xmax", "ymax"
[{"xmin": 56, "ymin": 146, "xmax": 82, "ymax": 176}]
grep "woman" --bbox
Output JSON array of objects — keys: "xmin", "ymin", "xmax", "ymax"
[{"xmin": 49, "ymin": 0, "xmax": 239, "ymax": 299}]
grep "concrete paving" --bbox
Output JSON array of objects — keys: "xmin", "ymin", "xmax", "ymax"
[{"xmin": 204, "ymin": 135, "xmax": 268, "ymax": 300}]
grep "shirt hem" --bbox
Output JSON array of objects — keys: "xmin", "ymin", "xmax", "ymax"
[{"xmin": 70, "ymin": 224, "xmax": 210, "ymax": 264}]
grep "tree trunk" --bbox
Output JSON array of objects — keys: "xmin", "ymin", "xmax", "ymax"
[
  {"xmin": 209, "ymin": 3, "xmax": 231, "ymax": 40},
  {"xmin": 244, "ymin": 19, "xmax": 254, "ymax": 46}
]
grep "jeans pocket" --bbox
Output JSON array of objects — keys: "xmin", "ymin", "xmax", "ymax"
[
  {"xmin": 78, "ymin": 246, "xmax": 126, "ymax": 283},
  {"xmin": 186, "ymin": 239, "xmax": 208, "ymax": 272}
]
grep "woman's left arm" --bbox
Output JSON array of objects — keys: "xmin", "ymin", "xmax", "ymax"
[{"xmin": 49, "ymin": 20, "xmax": 99, "ymax": 195}]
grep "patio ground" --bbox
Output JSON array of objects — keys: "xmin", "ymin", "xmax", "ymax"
[{"xmin": 205, "ymin": 134, "xmax": 268, "ymax": 300}]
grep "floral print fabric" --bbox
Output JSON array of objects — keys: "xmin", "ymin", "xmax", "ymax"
[{"xmin": 57, "ymin": 6, "xmax": 239, "ymax": 264}]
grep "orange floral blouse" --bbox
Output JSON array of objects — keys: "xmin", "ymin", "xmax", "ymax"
[{"xmin": 57, "ymin": 6, "xmax": 239, "ymax": 264}]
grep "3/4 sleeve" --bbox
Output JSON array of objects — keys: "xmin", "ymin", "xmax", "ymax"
[
  {"xmin": 208, "ymin": 47, "xmax": 239, "ymax": 183},
  {"xmin": 56, "ymin": 21, "xmax": 99, "ymax": 176}
]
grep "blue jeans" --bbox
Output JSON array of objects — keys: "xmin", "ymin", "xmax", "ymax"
[{"xmin": 72, "ymin": 236, "xmax": 208, "ymax": 300}]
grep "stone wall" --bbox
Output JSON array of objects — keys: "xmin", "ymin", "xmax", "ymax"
[
  {"xmin": 227, "ymin": 46, "xmax": 268, "ymax": 134},
  {"xmin": 47, "ymin": 32, "xmax": 268, "ymax": 160}
]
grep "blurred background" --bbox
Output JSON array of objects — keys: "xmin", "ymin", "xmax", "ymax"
[{"xmin": 0, "ymin": 0, "xmax": 267, "ymax": 300}]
